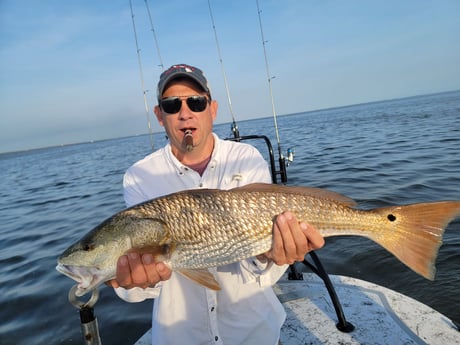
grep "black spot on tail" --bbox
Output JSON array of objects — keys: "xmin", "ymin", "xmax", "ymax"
[{"xmin": 387, "ymin": 214, "xmax": 397, "ymax": 222}]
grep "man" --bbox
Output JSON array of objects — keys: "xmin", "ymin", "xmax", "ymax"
[{"xmin": 109, "ymin": 64, "xmax": 324, "ymax": 344}]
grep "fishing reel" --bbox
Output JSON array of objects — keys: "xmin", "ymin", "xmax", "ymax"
[
  {"xmin": 286, "ymin": 147, "xmax": 295, "ymax": 166},
  {"xmin": 278, "ymin": 147, "xmax": 295, "ymax": 184}
]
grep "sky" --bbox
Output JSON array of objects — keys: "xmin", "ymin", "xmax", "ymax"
[{"xmin": 1, "ymin": 0, "xmax": 459, "ymax": 153}]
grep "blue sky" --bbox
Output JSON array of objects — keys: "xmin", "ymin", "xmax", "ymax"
[{"xmin": 1, "ymin": 0, "xmax": 459, "ymax": 153}]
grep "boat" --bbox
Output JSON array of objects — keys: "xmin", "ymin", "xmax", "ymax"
[{"xmin": 134, "ymin": 272, "xmax": 459, "ymax": 345}]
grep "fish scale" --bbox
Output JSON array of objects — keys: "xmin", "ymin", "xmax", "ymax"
[{"xmin": 143, "ymin": 191, "xmax": 275, "ymax": 269}]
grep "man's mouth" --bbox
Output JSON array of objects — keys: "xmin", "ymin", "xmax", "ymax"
[{"xmin": 181, "ymin": 128, "xmax": 195, "ymax": 135}]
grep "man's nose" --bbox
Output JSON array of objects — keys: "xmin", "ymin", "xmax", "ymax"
[{"xmin": 178, "ymin": 100, "xmax": 193, "ymax": 119}]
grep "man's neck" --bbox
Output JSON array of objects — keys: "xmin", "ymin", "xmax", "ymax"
[{"xmin": 186, "ymin": 156, "xmax": 212, "ymax": 176}]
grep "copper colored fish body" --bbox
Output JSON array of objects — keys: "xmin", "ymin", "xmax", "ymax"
[{"xmin": 56, "ymin": 183, "xmax": 460, "ymax": 296}]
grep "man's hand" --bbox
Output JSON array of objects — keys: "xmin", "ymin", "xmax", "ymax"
[
  {"xmin": 106, "ymin": 253, "xmax": 172, "ymax": 290},
  {"xmin": 262, "ymin": 211, "xmax": 324, "ymax": 265}
]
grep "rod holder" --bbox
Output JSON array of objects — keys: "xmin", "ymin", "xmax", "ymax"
[{"xmin": 68, "ymin": 285, "xmax": 102, "ymax": 345}]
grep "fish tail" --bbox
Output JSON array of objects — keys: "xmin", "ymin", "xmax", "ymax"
[{"xmin": 372, "ymin": 201, "xmax": 460, "ymax": 280}]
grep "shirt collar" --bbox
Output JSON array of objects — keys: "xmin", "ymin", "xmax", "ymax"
[{"xmin": 165, "ymin": 133, "xmax": 219, "ymax": 175}]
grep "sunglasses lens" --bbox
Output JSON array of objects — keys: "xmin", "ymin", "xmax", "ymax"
[
  {"xmin": 186, "ymin": 96, "xmax": 208, "ymax": 112},
  {"xmin": 160, "ymin": 96, "xmax": 208, "ymax": 114},
  {"xmin": 160, "ymin": 98, "xmax": 182, "ymax": 114}
]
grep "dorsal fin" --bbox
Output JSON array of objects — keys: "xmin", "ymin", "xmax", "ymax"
[{"xmin": 234, "ymin": 183, "xmax": 357, "ymax": 207}]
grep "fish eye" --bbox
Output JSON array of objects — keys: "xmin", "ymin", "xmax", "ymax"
[{"xmin": 82, "ymin": 242, "xmax": 95, "ymax": 251}]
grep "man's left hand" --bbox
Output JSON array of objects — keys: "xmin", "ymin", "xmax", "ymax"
[{"xmin": 262, "ymin": 211, "xmax": 324, "ymax": 265}]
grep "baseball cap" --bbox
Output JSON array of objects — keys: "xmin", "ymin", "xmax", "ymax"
[{"xmin": 157, "ymin": 64, "xmax": 211, "ymax": 100}]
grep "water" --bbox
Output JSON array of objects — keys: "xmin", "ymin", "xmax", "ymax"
[{"xmin": 1, "ymin": 91, "xmax": 459, "ymax": 345}]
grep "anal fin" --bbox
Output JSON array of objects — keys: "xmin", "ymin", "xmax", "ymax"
[{"xmin": 177, "ymin": 269, "xmax": 221, "ymax": 290}]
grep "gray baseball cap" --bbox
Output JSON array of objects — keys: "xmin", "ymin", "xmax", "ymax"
[{"xmin": 157, "ymin": 64, "xmax": 211, "ymax": 100}]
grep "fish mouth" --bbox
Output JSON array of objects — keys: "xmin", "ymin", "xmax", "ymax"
[{"xmin": 56, "ymin": 264, "xmax": 112, "ymax": 297}]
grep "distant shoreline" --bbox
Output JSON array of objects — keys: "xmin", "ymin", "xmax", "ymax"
[{"xmin": 2, "ymin": 89, "xmax": 458, "ymax": 156}]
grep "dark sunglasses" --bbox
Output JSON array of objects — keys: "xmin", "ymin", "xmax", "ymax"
[{"xmin": 160, "ymin": 95, "xmax": 209, "ymax": 114}]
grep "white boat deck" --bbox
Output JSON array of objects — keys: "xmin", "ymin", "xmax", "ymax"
[{"xmin": 135, "ymin": 273, "xmax": 459, "ymax": 345}]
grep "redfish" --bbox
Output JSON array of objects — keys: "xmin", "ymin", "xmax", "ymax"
[{"xmin": 56, "ymin": 183, "xmax": 460, "ymax": 296}]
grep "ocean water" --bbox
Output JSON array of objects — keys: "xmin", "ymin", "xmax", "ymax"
[{"xmin": 0, "ymin": 90, "xmax": 459, "ymax": 345}]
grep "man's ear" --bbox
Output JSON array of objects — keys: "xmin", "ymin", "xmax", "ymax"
[
  {"xmin": 210, "ymin": 100, "xmax": 218, "ymax": 121},
  {"xmin": 154, "ymin": 105, "xmax": 164, "ymax": 127}
]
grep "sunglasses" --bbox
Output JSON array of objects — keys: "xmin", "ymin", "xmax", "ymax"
[{"xmin": 160, "ymin": 95, "xmax": 209, "ymax": 114}]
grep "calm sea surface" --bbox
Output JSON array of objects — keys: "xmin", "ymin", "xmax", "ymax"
[{"xmin": 1, "ymin": 91, "xmax": 459, "ymax": 344}]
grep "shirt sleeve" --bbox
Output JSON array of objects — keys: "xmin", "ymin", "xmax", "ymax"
[
  {"xmin": 123, "ymin": 168, "xmax": 149, "ymax": 207},
  {"xmin": 114, "ymin": 281, "xmax": 165, "ymax": 303},
  {"xmin": 242, "ymin": 146, "xmax": 272, "ymax": 185}
]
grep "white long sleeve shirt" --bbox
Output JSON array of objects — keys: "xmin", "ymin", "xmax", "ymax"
[{"xmin": 116, "ymin": 134, "xmax": 288, "ymax": 345}]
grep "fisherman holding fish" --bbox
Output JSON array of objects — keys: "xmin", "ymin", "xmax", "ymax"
[
  {"xmin": 56, "ymin": 63, "xmax": 460, "ymax": 344},
  {"xmin": 109, "ymin": 64, "xmax": 325, "ymax": 344}
]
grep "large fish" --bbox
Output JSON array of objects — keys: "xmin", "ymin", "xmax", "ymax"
[{"xmin": 56, "ymin": 183, "xmax": 460, "ymax": 296}]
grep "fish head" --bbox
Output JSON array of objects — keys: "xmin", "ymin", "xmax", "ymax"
[{"xmin": 56, "ymin": 209, "xmax": 170, "ymax": 296}]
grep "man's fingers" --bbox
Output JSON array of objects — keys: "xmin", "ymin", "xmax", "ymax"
[
  {"xmin": 286, "ymin": 215, "xmax": 309, "ymax": 260},
  {"xmin": 156, "ymin": 262, "xmax": 172, "ymax": 281},
  {"xmin": 127, "ymin": 252, "xmax": 148, "ymax": 285},
  {"xmin": 278, "ymin": 212, "xmax": 308, "ymax": 263},
  {"xmin": 141, "ymin": 254, "xmax": 160, "ymax": 285},
  {"xmin": 302, "ymin": 222, "xmax": 325, "ymax": 250},
  {"xmin": 116, "ymin": 255, "xmax": 133, "ymax": 287},
  {"xmin": 106, "ymin": 279, "xmax": 119, "ymax": 288},
  {"xmin": 141, "ymin": 254, "xmax": 172, "ymax": 286},
  {"xmin": 278, "ymin": 213, "xmax": 297, "ymax": 264},
  {"xmin": 269, "ymin": 214, "xmax": 288, "ymax": 264},
  {"xmin": 115, "ymin": 253, "xmax": 171, "ymax": 289}
]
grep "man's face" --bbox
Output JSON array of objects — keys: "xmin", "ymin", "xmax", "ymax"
[{"xmin": 154, "ymin": 80, "xmax": 217, "ymax": 158}]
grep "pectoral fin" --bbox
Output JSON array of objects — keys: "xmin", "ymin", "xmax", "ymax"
[{"xmin": 177, "ymin": 269, "xmax": 221, "ymax": 290}]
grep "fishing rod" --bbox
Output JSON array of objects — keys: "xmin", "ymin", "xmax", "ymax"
[
  {"xmin": 129, "ymin": 0, "xmax": 155, "ymax": 151},
  {"xmin": 207, "ymin": 0, "xmax": 240, "ymax": 139},
  {"xmin": 144, "ymin": 0, "xmax": 164, "ymax": 71},
  {"xmin": 207, "ymin": 0, "xmax": 293, "ymax": 183},
  {"xmin": 255, "ymin": 0, "xmax": 294, "ymax": 182}
]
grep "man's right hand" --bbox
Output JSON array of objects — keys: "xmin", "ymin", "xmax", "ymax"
[{"xmin": 107, "ymin": 253, "xmax": 172, "ymax": 289}]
